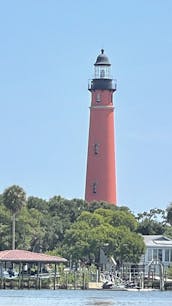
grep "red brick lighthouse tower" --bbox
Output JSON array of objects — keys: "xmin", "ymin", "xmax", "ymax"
[{"xmin": 85, "ymin": 49, "xmax": 117, "ymax": 205}]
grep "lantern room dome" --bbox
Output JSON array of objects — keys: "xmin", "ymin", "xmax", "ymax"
[{"xmin": 94, "ymin": 49, "xmax": 110, "ymax": 66}]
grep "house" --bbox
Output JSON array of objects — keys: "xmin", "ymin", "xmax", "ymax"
[
  {"xmin": 140, "ymin": 235, "xmax": 172, "ymax": 274},
  {"xmin": 99, "ymin": 235, "xmax": 172, "ymax": 276}
]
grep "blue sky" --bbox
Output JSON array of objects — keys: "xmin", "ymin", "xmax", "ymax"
[{"xmin": 0, "ymin": 0, "xmax": 172, "ymax": 214}]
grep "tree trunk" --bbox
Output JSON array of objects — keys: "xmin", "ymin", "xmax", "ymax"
[{"xmin": 12, "ymin": 213, "xmax": 16, "ymax": 250}]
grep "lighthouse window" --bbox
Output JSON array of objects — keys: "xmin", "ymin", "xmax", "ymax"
[
  {"xmin": 94, "ymin": 143, "xmax": 99, "ymax": 154},
  {"xmin": 96, "ymin": 93, "xmax": 101, "ymax": 103},
  {"xmin": 100, "ymin": 69, "xmax": 105, "ymax": 78},
  {"xmin": 93, "ymin": 182, "xmax": 97, "ymax": 193}
]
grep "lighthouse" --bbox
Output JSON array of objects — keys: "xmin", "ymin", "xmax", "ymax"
[{"xmin": 85, "ymin": 49, "xmax": 117, "ymax": 205}]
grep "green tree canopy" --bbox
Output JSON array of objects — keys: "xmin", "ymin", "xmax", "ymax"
[
  {"xmin": 27, "ymin": 196, "xmax": 48, "ymax": 214},
  {"xmin": 137, "ymin": 208, "xmax": 166, "ymax": 235},
  {"xmin": 95, "ymin": 208, "xmax": 138, "ymax": 231},
  {"xmin": 0, "ymin": 202, "xmax": 11, "ymax": 250},
  {"xmin": 167, "ymin": 203, "xmax": 172, "ymax": 226},
  {"xmin": 63, "ymin": 210, "xmax": 144, "ymax": 265}
]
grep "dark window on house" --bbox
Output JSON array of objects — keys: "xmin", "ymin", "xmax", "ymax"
[
  {"xmin": 148, "ymin": 249, "xmax": 152, "ymax": 261},
  {"xmin": 165, "ymin": 249, "xmax": 170, "ymax": 262},
  {"xmin": 158, "ymin": 249, "xmax": 162, "ymax": 261},
  {"xmin": 153, "ymin": 249, "xmax": 157, "ymax": 260},
  {"xmin": 170, "ymin": 249, "xmax": 172, "ymax": 262}
]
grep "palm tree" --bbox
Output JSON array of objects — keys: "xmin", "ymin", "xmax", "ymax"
[{"xmin": 3, "ymin": 185, "xmax": 26, "ymax": 249}]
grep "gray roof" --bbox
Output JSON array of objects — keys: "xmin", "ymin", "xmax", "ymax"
[
  {"xmin": 142, "ymin": 235, "xmax": 172, "ymax": 247},
  {"xmin": 94, "ymin": 49, "xmax": 110, "ymax": 66}
]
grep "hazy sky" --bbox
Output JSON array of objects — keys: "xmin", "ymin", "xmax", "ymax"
[{"xmin": 0, "ymin": 0, "xmax": 172, "ymax": 214}]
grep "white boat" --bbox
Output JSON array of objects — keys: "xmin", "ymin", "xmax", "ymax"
[
  {"xmin": 102, "ymin": 281, "xmax": 127, "ymax": 291},
  {"xmin": 126, "ymin": 287, "xmax": 159, "ymax": 292}
]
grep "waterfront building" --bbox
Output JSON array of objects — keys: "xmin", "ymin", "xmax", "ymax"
[
  {"xmin": 140, "ymin": 235, "xmax": 172, "ymax": 274},
  {"xmin": 0, "ymin": 249, "xmax": 67, "ymax": 289}
]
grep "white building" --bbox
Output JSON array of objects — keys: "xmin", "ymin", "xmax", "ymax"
[{"xmin": 140, "ymin": 235, "xmax": 172, "ymax": 274}]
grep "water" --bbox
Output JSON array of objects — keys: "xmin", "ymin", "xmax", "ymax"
[{"xmin": 0, "ymin": 290, "xmax": 171, "ymax": 306}]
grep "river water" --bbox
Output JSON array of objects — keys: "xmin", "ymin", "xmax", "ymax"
[{"xmin": 0, "ymin": 289, "xmax": 171, "ymax": 306}]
